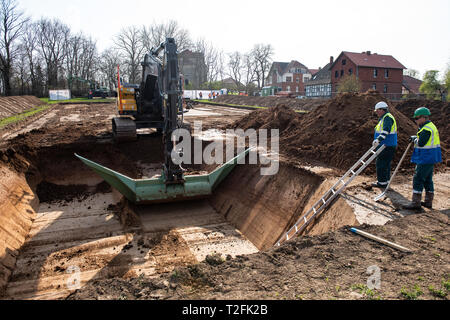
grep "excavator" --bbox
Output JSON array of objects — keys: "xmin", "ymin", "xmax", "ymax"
[{"xmin": 75, "ymin": 38, "xmax": 249, "ymax": 204}]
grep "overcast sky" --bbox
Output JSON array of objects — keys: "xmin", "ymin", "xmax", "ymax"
[{"xmin": 17, "ymin": 0, "xmax": 450, "ymax": 79}]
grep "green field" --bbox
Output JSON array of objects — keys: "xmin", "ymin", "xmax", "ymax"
[
  {"xmin": 0, "ymin": 105, "xmax": 52, "ymax": 129},
  {"xmin": 39, "ymin": 97, "xmax": 115, "ymax": 104}
]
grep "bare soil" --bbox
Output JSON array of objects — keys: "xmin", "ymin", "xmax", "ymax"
[
  {"xmin": 0, "ymin": 98, "xmax": 448, "ymax": 300},
  {"xmin": 215, "ymin": 95, "xmax": 326, "ymax": 112},
  {"xmin": 0, "ymin": 96, "xmax": 44, "ymax": 119}
]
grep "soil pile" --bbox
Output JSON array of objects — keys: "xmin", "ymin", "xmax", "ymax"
[
  {"xmin": 215, "ymin": 95, "xmax": 325, "ymax": 112},
  {"xmin": 0, "ymin": 96, "xmax": 44, "ymax": 119},
  {"xmin": 233, "ymin": 91, "xmax": 424, "ymax": 173},
  {"xmin": 231, "ymin": 104, "xmax": 301, "ymax": 134}
]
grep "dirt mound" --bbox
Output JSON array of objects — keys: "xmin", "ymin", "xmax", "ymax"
[
  {"xmin": 231, "ymin": 104, "xmax": 301, "ymax": 134},
  {"xmin": 0, "ymin": 96, "xmax": 44, "ymax": 119},
  {"xmin": 215, "ymin": 95, "xmax": 325, "ymax": 112},
  {"xmin": 395, "ymin": 99, "xmax": 450, "ymax": 151},
  {"xmin": 233, "ymin": 91, "xmax": 428, "ymax": 174}
]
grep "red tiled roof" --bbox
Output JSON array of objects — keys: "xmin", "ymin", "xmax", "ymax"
[
  {"xmin": 402, "ymin": 75, "xmax": 422, "ymax": 93},
  {"xmin": 309, "ymin": 69, "xmax": 319, "ymax": 75},
  {"xmin": 342, "ymin": 51, "xmax": 406, "ymax": 69}
]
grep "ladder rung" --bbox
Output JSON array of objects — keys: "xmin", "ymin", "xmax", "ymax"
[
  {"xmin": 322, "ymin": 198, "xmax": 326, "ymax": 204},
  {"xmin": 304, "ymin": 217, "xmax": 307, "ymax": 223},
  {"xmin": 295, "ymin": 225, "xmax": 298, "ymax": 232},
  {"xmin": 361, "ymin": 160, "xmax": 366, "ymax": 165},
  {"xmin": 351, "ymin": 170, "xmax": 356, "ymax": 175},
  {"xmin": 331, "ymin": 189, "xmax": 336, "ymax": 194},
  {"xmin": 313, "ymin": 207, "xmax": 317, "ymax": 214}
]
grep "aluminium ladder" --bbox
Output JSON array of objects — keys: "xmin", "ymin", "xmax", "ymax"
[{"xmin": 275, "ymin": 144, "xmax": 386, "ymax": 247}]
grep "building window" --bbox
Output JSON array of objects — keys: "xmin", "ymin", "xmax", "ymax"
[
  {"xmin": 340, "ymin": 70, "xmax": 344, "ymax": 76},
  {"xmin": 286, "ymin": 76, "xmax": 292, "ymax": 82},
  {"xmin": 372, "ymin": 83, "xmax": 377, "ymax": 90},
  {"xmin": 296, "ymin": 78, "xmax": 300, "ymax": 83},
  {"xmin": 349, "ymin": 68, "xmax": 353, "ymax": 75},
  {"xmin": 296, "ymin": 86, "xmax": 299, "ymax": 92},
  {"xmin": 335, "ymin": 71, "xmax": 339, "ymax": 78},
  {"xmin": 385, "ymin": 69, "xmax": 389, "ymax": 78},
  {"xmin": 384, "ymin": 84, "xmax": 388, "ymax": 93},
  {"xmin": 373, "ymin": 69, "xmax": 378, "ymax": 78},
  {"xmin": 287, "ymin": 86, "xmax": 290, "ymax": 92},
  {"xmin": 342, "ymin": 59, "xmax": 346, "ymax": 65}
]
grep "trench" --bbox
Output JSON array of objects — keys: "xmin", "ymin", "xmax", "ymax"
[{"xmin": 0, "ymin": 134, "xmax": 357, "ymax": 299}]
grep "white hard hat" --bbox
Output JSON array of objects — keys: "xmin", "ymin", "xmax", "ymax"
[{"xmin": 374, "ymin": 101, "xmax": 388, "ymax": 111}]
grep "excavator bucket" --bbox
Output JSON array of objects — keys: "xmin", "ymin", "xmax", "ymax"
[{"xmin": 75, "ymin": 148, "xmax": 251, "ymax": 204}]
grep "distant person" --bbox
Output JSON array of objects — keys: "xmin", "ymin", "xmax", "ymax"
[
  {"xmin": 208, "ymin": 93, "xmax": 212, "ymax": 100},
  {"xmin": 199, "ymin": 92, "xmax": 203, "ymax": 99},
  {"xmin": 403, "ymin": 107, "xmax": 442, "ymax": 210},
  {"xmin": 371, "ymin": 101, "xmax": 397, "ymax": 188}
]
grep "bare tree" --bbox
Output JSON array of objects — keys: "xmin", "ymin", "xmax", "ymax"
[
  {"xmin": 36, "ymin": 18, "xmax": 70, "ymax": 90},
  {"xmin": 114, "ymin": 26, "xmax": 144, "ymax": 83},
  {"xmin": 243, "ymin": 53, "xmax": 257, "ymax": 90},
  {"xmin": 21, "ymin": 22, "xmax": 43, "ymax": 96},
  {"xmin": 0, "ymin": 0, "xmax": 28, "ymax": 95},
  {"xmin": 141, "ymin": 20, "xmax": 191, "ymax": 53},
  {"xmin": 227, "ymin": 51, "xmax": 244, "ymax": 90},
  {"xmin": 99, "ymin": 47, "xmax": 122, "ymax": 91},
  {"xmin": 194, "ymin": 38, "xmax": 223, "ymax": 87},
  {"xmin": 251, "ymin": 43, "xmax": 274, "ymax": 89},
  {"xmin": 66, "ymin": 33, "xmax": 98, "ymax": 95}
]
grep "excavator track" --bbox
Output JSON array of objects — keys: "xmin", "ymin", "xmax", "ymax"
[{"xmin": 112, "ymin": 117, "xmax": 137, "ymax": 142}]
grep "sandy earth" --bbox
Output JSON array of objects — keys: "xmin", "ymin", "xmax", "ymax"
[{"xmin": 0, "ymin": 100, "xmax": 448, "ymax": 301}]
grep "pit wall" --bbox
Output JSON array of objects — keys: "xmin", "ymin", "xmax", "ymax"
[
  {"xmin": 0, "ymin": 165, "xmax": 38, "ymax": 295},
  {"xmin": 209, "ymin": 163, "xmax": 358, "ymax": 250},
  {"xmin": 303, "ymin": 179, "xmax": 359, "ymax": 236},
  {"xmin": 209, "ymin": 163, "xmax": 322, "ymax": 250}
]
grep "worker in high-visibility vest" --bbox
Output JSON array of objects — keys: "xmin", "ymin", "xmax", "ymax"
[
  {"xmin": 403, "ymin": 107, "xmax": 442, "ymax": 210},
  {"xmin": 372, "ymin": 101, "xmax": 398, "ymax": 188}
]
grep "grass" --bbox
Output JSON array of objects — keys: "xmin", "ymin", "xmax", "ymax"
[
  {"xmin": 194, "ymin": 99, "xmax": 309, "ymax": 114},
  {"xmin": 0, "ymin": 104, "xmax": 52, "ymax": 129},
  {"xmin": 428, "ymin": 285, "xmax": 447, "ymax": 298},
  {"xmin": 351, "ymin": 284, "xmax": 382, "ymax": 300},
  {"xmin": 400, "ymin": 284, "xmax": 423, "ymax": 300},
  {"xmin": 39, "ymin": 97, "xmax": 114, "ymax": 104}
]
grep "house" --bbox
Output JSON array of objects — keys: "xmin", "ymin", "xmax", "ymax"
[
  {"xmin": 266, "ymin": 60, "xmax": 312, "ymax": 95},
  {"xmin": 221, "ymin": 77, "xmax": 244, "ymax": 91},
  {"xmin": 330, "ymin": 51, "xmax": 406, "ymax": 99},
  {"xmin": 178, "ymin": 50, "xmax": 207, "ymax": 89},
  {"xmin": 402, "ymin": 75, "xmax": 423, "ymax": 95},
  {"xmin": 305, "ymin": 57, "xmax": 334, "ymax": 98}
]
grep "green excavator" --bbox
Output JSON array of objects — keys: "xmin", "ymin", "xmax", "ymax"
[{"xmin": 75, "ymin": 38, "xmax": 248, "ymax": 204}]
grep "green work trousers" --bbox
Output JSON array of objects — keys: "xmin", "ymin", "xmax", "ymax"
[
  {"xmin": 376, "ymin": 146, "xmax": 396, "ymax": 184},
  {"xmin": 413, "ymin": 164, "xmax": 434, "ymax": 193}
]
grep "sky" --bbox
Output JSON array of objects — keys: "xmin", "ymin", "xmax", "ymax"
[{"xmin": 17, "ymin": 0, "xmax": 450, "ymax": 79}]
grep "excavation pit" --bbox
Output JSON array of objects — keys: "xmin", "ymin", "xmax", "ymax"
[{"xmin": 0, "ymin": 133, "xmax": 357, "ymax": 300}]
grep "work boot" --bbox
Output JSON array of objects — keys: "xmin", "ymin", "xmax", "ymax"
[
  {"xmin": 371, "ymin": 182, "xmax": 387, "ymax": 189},
  {"xmin": 402, "ymin": 193, "xmax": 422, "ymax": 210},
  {"xmin": 421, "ymin": 192, "xmax": 434, "ymax": 209}
]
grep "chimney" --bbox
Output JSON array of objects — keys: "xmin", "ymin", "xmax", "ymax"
[
  {"xmin": 367, "ymin": 51, "xmax": 371, "ymax": 55},
  {"xmin": 330, "ymin": 56, "xmax": 334, "ymax": 64}
]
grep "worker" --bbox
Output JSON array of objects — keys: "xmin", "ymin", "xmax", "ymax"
[
  {"xmin": 372, "ymin": 101, "xmax": 397, "ymax": 188},
  {"xmin": 403, "ymin": 107, "xmax": 442, "ymax": 210}
]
